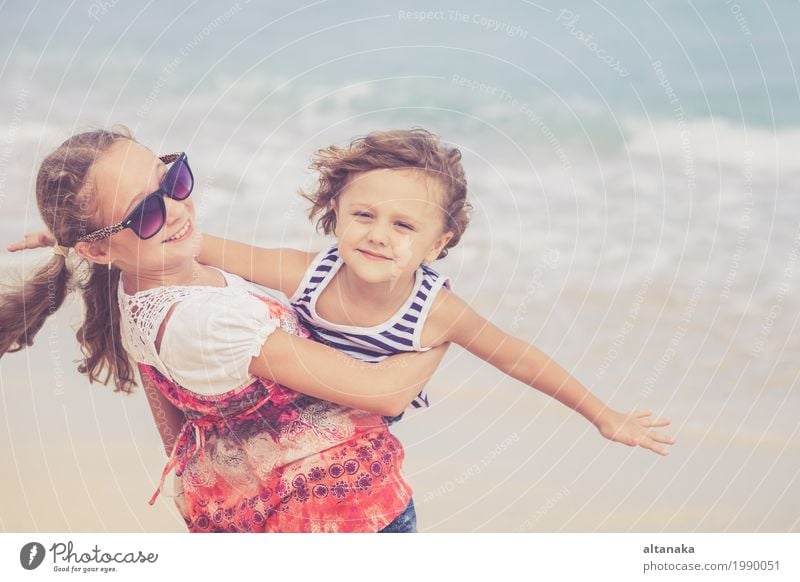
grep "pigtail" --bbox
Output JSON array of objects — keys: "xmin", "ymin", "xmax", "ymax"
[
  {"xmin": 0, "ymin": 254, "xmax": 72, "ymax": 355},
  {"xmin": 0, "ymin": 127, "xmax": 138, "ymax": 393},
  {"xmin": 76, "ymin": 263, "xmax": 135, "ymax": 393}
]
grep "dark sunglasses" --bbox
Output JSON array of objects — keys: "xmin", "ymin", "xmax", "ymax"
[{"xmin": 77, "ymin": 152, "xmax": 194, "ymax": 242}]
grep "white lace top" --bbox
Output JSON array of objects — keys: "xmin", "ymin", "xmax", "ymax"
[{"xmin": 118, "ymin": 268, "xmax": 284, "ymax": 396}]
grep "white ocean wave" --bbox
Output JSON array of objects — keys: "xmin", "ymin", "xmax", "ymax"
[{"xmin": 624, "ymin": 117, "xmax": 800, "ymax": 173}]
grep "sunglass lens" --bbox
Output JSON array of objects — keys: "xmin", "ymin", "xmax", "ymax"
[
  {"xmin": 163, "ymin": 156, "xmax": 193, "ymax": 200},
  {"xmin": 131, "ymin": 195, "xmax": 166, "ymax": 239}
]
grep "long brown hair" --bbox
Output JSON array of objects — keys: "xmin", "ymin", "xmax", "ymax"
[
  {"xmin": 0, "ymin": 127, "xmax": 138, "ymax": 393},
  {"xmin": 301, "ymin": 128, "xmax": 472, "ymax": 259}
]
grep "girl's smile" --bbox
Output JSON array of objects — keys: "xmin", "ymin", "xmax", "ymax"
[
  {"xmin": 163, "ymin": 218, "xmax": 194, "ymax": 244},
  {"xmin": 77, "ymin": 140, "xmax": 205, "ymax": 292}
]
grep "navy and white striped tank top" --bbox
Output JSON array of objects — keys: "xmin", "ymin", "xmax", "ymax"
[{"xmin": 289, "ymin": 244, "xmax": 451, "ymax": 410}]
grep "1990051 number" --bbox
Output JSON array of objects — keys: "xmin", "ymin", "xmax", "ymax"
[{"xmin": 737, "ymin": 561, "xmax": 779, "ymax": 571}]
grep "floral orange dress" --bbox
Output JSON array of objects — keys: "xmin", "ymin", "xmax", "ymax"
[{"xmin": 118, "ymin": 269, "xmax": 412, "ymax": 533}]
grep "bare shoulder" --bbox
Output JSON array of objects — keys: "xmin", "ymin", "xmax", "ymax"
[
  {"xmin": 429, "ymin": 286, "xmax": 469, "ymax": 317},
  {"xmin": 421, "ymin": 287, "xmax": 477, "ymax": 346}
]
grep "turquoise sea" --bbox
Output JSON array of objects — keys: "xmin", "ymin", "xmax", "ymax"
[{"xmin": 0, "ymin": 1, "xmax": 798, "ymax": 532}]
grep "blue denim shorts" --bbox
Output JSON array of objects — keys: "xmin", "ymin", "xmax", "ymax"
[{"xmin": 378, "ymin": 498, "xmax": 417, "ymax": 533}]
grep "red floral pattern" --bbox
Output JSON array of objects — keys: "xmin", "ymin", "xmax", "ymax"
[{"xmin": 142, "ymin": 295, "xmax": 411, "ymax": 532}]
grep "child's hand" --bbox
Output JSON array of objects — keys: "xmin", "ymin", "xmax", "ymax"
[
  {"xmin": 595, "ymin": 408, "xmax": 675, "ymax": 456},
  {"xmin": 7, "ymin": 230, "xmax": 55, "ymax": 252}
]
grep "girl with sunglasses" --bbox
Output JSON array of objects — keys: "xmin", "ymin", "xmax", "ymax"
[{"xmin": 0, "ymin": 128, "xmax": 447, "ymax": 533}]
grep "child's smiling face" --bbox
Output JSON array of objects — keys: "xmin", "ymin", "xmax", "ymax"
[{"xmin": 332, "ymin": 168, "xmax": 454, "ymax": 285}]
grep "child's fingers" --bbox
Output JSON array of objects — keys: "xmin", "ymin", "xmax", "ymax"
[
  {"xmin": 636, "ymin": 411, "xmax": 673, "ymax": 427},
  {"xmin": 7, "ymin": 233, "xmax": 39, "ymax": 252},
  {"xmin": 648, "ymin": 431, "xmax": 676, "ymax": 445},
  {"xmin": 641, "ymin": 437, "xmax": 669, "ymax": 456},
  {"xmin": 631, "ymin": 410, "xmax": 671, "ymax": 426}
]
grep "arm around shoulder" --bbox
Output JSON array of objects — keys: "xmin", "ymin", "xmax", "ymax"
[{"xmin": 198, "ymin": 234, "xmax": 315, "ymax": 297}]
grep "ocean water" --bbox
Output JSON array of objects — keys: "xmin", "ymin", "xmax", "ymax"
[{"xmin": 0, "ymin": 0, "xmax": 798, "ymax": 531}]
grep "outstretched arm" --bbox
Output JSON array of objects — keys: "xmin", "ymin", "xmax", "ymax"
[
  {"xmin": 250, "ymin": 330, "xmax": 450, "ymax": 417},
  {"xmin": 197, "ymin": 234, "xmax": 314, "ymax": 298},
  {"xmin": 427, "ymin": 290, "xmax": 675, "ymax": 456}
]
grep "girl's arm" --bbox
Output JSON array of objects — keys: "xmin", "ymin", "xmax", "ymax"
[
  {"xmin": 198, "ymin": 234, "xmax": 315, "ymax": 298},
  {"xmin": 250, "ymin": 330, "xmax": 450, "ymax": 417},
  {"xmin": 7, "ymin": 231, "xmax": 313, "ymax": 299},
  {"xmin": 141, "ymin": 372, "xmax": 186, "ymax": 457},
  {"xmin": 426, "ymin": 290, "xmax": 675, "ymax": 456},
  {"xmin": 6, "ymin": 230, "xmax": 312, "ymax": 300}
]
